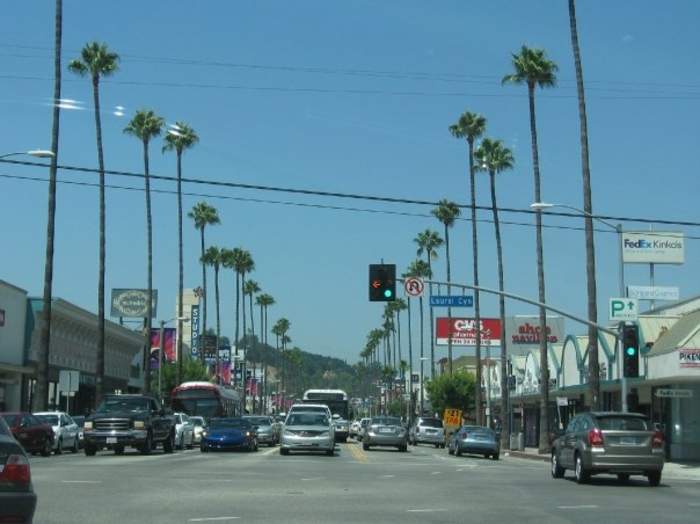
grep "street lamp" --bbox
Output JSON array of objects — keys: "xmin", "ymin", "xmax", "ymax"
[
  {"xmin": 156, "ymin": 316, "xmax": 189, "ymax": 403},
  {"xmin": 0, "ymin": 150, "xmax": 55, "ymax": 160}
]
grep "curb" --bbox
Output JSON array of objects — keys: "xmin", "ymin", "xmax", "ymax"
[{"xmin": 506, "ymin": 450, "xmax": 549, "ymax": 462}]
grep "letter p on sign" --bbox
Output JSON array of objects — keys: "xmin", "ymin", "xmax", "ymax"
[{"xmin": 609, "ymin": 297, "xmax": 638, "ymax": 321}]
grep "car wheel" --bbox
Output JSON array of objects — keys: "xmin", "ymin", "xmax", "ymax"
[
  {"xmin": 280, "ymin": 448, "xmax": 289, "ymax": 456},
  {"xmin": 164, "ymin": 431, "xmax": 175, "ymax": 454},
  {"xmin": 551, "ymin": 452, "xmax": 565, "ymax": 479},
  {"xmin": 200, "ymin": 445, "xmax": 208, "ymax": 453},
  {"xmin": 492, "ymin": 452, "xmax": 500, "ymax": 461},
  {"xmin": 41, "ymin": 440, "xmax": 52, "ymax": 457},
  {"xmin": 84, "ymin": 444, "xmax": 97, "ymax": 457},
  {"xmin": 362, "ymin": 442, "xmax": 370, "ymax": 451},
  {"xmin": 574, "ymin": 453, "xmax": 590, "ymax": 484},
  {"xmin": 448, "ymin": 445, "xmax": 454, "ymax": 455},
  {"xmin": 647, "ymin": 471, "xmax": 661, "ymax": 487},
  {"xmin": 326, "ymin": 449, "xmax": 334, "ymax": 456},
  {"xmin": 435, "ymin": 443, "xmax": 440, "ymax": 449},
  {"xmin": 55, "ymin": 438, "xmax": 63, "ymax": 455},
  {"xmin": 114, "ymin": 446, "xmax": 125, "ymax": 455},
  {"xmin": 140, "ymin": 432, "xmax": 153, "ymax": 455}
]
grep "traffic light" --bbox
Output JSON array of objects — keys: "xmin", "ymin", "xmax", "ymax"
[
  {"xmin": 621, "ymin": 323, "xmax": 640, "ymax": 378},
  {"xmin": 368, "ymin": 264, "xmax": 396, "ymax": 302}
]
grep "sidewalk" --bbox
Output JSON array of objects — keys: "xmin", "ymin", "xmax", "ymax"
[{"xmin": 505, "ymin": 447, "xmax": 700, "ymax": 481}]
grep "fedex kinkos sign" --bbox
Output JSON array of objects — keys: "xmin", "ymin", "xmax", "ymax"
[{"xmin": 622, "ymin": 232, "xmax": 684, "ymax": 264}]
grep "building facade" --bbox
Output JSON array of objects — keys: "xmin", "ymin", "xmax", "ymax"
[{"xmin": 0, "ymin": 280, "xmax": 32, "ymax": 411}]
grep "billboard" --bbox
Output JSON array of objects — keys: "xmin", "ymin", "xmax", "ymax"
[
  {"xmin": 150, "ymin": 327, "xmax": 176, "ymax": 364},
  {"xmin": 505, "ymin": 316, "xmax": 565, "ymax": 353},
  {"xmin": 627, "ymin": 286, "xmax": 680, "ymax": 302},
  {"xmin": 111, "ymin": 289, "xmax": 158, "ymax": 318},
  {"xmin": 436, "ymin": 317, "xmax": 501, "ymax": 346},
  {"xmin": 622, "ymin": 232, "xmax": 684, "ymax": 264}
]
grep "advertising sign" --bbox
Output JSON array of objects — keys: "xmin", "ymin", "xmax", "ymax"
[
  {"xmin": 443, "ymin": 409, "xmax": 462, "ymax": 427},
  {"xmin": 655, "ymin": 388, "xmax": 693, "ymax": 398},
  {"xmin": 111, "ymin": 289, "xmax": 158, "ymax": 318},
  {"xmin": 627, "ymin": 286, "xmax": 680, "ymax": 302},
  {"xmin": 622, "ymin": 232, "xmax": 684, "ymax": 264},
  {"xmin": 504, "ymin": 316, "xmax": 565, "ymax": 351},
  {"xmin": 679, "ymin": 349, "xmax": 700, "ymax": 368},
  {"xmin": 150, "ymin": 327, "xmax": 176, "ymax": 363},
  {"xmin": 190, "ymin": 304, "xmax": 200, "ymax": 355},
  {"xmin": 435, "ymin": 317, "xmax": 501, "ymax": 346}
]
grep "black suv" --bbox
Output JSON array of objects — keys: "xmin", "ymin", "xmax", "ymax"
[{"xmin": 83, "ymin": 395, "xmax": 176, "ymax": 456}]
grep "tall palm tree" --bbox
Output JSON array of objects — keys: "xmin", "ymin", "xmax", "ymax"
[
  {"xmin": 414, "ymin": 229, "xmax": 443, "ymax": 379},
  {"xmin": 431, "ymin": 200, "xmax": 461, "ymax": 378},
  {"xmin": 68, "ymin": 42, "xmax": 119, "ymax": 407},
  {"xmin": 188, "ymin": 201, "xmax": 221, "ymax": 359},
  {"xmin": 406, "ymin": 259, "xmax": 431, "ymax": 415},
  {"xmin": 569, "ymin": 0, "xmax": 600, "ymax": 410},
  {"xmin": 256, "ymin": 293, "xmax": 274, "ymax": 413},
  {"xmin": 244, "ymin": 279, "xmax": 260, "ymax": 412},
  {"xmin": 503, "ymin": 45, "xmax": 558, "ymax": 453},
  {"xmin": 201, "ymin": 246, "xmax": 223, "ymax": 383},
  {"xmin": 35, "ymin": 0, "xmax": 63, "ymax": 411},
  {"xmin": 449, "ymin": 110, "xmax": 486, "ymax": 422},
  {"xmin": 274, "ymin": 318, "xmax": 291, "ymax": 404},
  {"xmin": 163, "ymin": 121, "xmax": 199, "ymax": 386},
  {"xmin": 124, "ymin": 109, "xmax": 164, "ymax": 393},
  {"xmin": 238, "ymin": 251, "xmax": 254, "ymax": 409},
  {"xmin": 476, "ymin": 138, "xmax": 515, "ymax": 446}
]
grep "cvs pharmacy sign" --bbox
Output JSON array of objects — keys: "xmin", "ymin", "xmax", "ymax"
[{"xmin": 436, "ymin": 317, "xmax": 501, "ymax": 346}]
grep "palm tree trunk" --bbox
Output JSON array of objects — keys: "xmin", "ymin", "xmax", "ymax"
[
  {"xmin": 34, "ymin": 0, "xmax": 62, "ymax": 412},
  {"xmin": 234, "ymin": 271, "xmax": 240, "ymax": 377},
  {"xmin": 199, "ymin": 226, "xmax": 207, "ymax": 365},
  {"xmin": 241, "ymin": 272, "xmax": 247, "ymax": 412},
  {"xmin": 445, "ymin": 224, "xmax": 455, "ymax": 379},
  {"xmin": 260, "ymin": 303, "xmax": 265, "ymax": 414},
  {"xmin": 92, "ymin": 74, "xmax": 107, "ymax": 408},
  {"xmin": 490, "ymin": 171, "xmax": 509, "ymax": 448},
  {"xmin": 427, "ymin": 258, "xmax": 435, "ymax": 379},
  {"xmin": 419, "ymin": 295, "xmax": 425, "ymax": 415},
  {"xmin": 214, "ymin": 265, "xmax": 221, "ymax": 384},
  {"xmin": 528, "ymin": 82, "xmax": 550, "ymax": 453},
  {"xmin": 249, "ymin": 293, "xmax": 255, "ymax": 412},
  {"xmin": 569, "ymin": 0, "xmax": 599, "ymax": 410},
  {"xmin": 396, "ymin": 310, "xmax": 402, "ymax": 378},
  {"xmin": 468, "ymin": 138, "xmax": 483, "ymax": 425},
  {"xmin": 176, "ymin": 150, "xmax": 184, "ymax": 387},
  {"xmin": 143, "ymin": 137, "xmax": 153, "ymax": 394}
]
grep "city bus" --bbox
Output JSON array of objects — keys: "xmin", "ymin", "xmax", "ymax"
[
  {"xmin": 171, "ymin": 382, "xmax": 241, "ymax": 421},
  {"xmin": 302, "ymin": 389, "xmax": 350, "ymax": 420}
]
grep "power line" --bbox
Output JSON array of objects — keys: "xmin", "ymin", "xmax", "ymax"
[{"xmin": 2, "ymin": 158, "xmax": 699, "ymax": 228}]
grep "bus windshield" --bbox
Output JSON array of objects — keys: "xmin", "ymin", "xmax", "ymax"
[{"xmin": 302, "ymin": 390, "xmax": 349, "ymax": 419}]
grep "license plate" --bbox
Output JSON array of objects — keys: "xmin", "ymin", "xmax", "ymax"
[
  {"xmin": 380, "ymin": 428, "xmax": 393, "ymax": 434},
  {"xmin": 620, "ymin": 437, "xmax": 639, "ymax": 445},
  {"xmin": 106, "ymin": 437, "xmax": 118, "ymax": 444}
]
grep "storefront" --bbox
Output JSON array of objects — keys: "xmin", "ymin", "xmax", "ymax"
[{"xmin": 0, "ymin": 280, "xmax": 32, "ymax": 411}]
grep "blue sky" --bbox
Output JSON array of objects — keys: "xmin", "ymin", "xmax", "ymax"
[{"xmin": 1, "ymin": 0, "xmax": 699, "ymax": 364}]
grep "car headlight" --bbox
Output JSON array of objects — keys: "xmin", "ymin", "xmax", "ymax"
[
  {"xmin": 84, "ymin": 421, "xmax": 93, "ymax": 430},
  {"xmin": 133, "ymin": 420, "xmax": 145, "ymax": 429}
]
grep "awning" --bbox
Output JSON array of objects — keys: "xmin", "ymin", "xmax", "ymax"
[{"xmin": 0, "ymin": 362, "xmax": 35, "ymax": 375}]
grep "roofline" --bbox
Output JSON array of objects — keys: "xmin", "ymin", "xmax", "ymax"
[{"xmin": 0, "ymin": 279, "xmax": 28, "ymax": 295}]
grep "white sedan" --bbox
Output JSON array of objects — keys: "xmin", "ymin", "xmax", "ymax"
[
  {"xmin": 172, "ymin": 412, "xmax": 195, "ymax": 450},
  {"xmin": 35, "ymin": 411, "xmax": 80, "ymax": 454}
]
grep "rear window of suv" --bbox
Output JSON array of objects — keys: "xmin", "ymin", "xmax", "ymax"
[
  {"xmin": 596, "ymin": 416, "xmax": 649, "ymax": 431},
  {"xmin": 420, "ymin": 418, "xmax": 443, "ymax": 428}
]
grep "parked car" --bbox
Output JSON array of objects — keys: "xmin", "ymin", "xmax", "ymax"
[
  {"xmin": 447, "ymin": 425, "xmax": 499, "ymax": 459},
  {"xmin": 200, "ymin": 417, "xmax": 258, "ymax": 452},
  {"xmin": 0, "ymin": 417, "xmax": 36, "ymax": 524},
  {"xmin": 71, "ymin": 416, "xmax": 85, "ymax": 449},
  {"xmin": 243, "ymin": 416, "xmax": 278, "ymax": 446},
  {"xmin": 189, "ymin": 416, "xmax": 206, "ymax": 445},
  {"xmin": 362, "ymin": 416, "xmax": 408, "ymax": 452},
  {"xmin": 172, "ymin": 413, "xmax": 195, "ymax": 450},
  {"xmin": 83, "ymin": 395, "xmax": 176, "ymax": 456},
  {"xmin": 35, "ymin": 411, "xmax": 80, "ymax": 454},
  {"xmin": 409, "ymin": 417, "xmax": 445, "ymax": 448},
  {"xmin": 551, "ymin": 412, "xmax": 665, "ymax": 486},
  {"xmin": 332, "ymin": 414, "xmax": 349, "ymax": 443},
  {"xmin": 357, "ymin": 417, "xmax": 371, "ymax": 441},
  {"xmin": 280, "ymin": 411, "xmax": 334, "ymax": 456},
  {"xmin": 0, "ymin": 412, "xmax": 54, "ymax": 457}
]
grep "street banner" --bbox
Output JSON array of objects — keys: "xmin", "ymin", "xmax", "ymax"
[
  {"xmin": 435, "ymin": 317, "xmax": 501, "ymax": 346},
  {"xmin": 190, "ymin": 304, "xmax": 200, "ymax": 355},
  {"xmin": 504, "ymin": 316, "xmax": 565, "ymax": 353},
  {"xmin": 111, "ymin": 288, "xmax": 158, "ymax": 318},
  {"xmin": 622, "ymin": 232, "xmax": 684, "ymax": 264},
  {"xmin": 150, "ymin": 328, "xmax": 176, "ymax": 363}
]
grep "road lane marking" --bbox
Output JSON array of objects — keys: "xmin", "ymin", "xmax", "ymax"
[
  {"xmin": 430, "ymin": 471, "xmax": 441, "ymax": 475},
  {"xmin": 381, "ymin": 474, "xmax": 395, "ymax": 478},
  {"xmin": 557, "ymin": 505, "xmax": 599, "ymax": 510},
  {"xmin": 260, "ymin": 447, "xmax": 278, "ymax": 456},
  {"xmin": 300, "ymin": 477, "xmax": 323, "ymax": 481},
  {"xmin": 188, "ymin": 518, "xmax": 240, "ymax": 522},
  {"xmin": 60, "ymin": 480, "xmax": 102, "ymax": 484},
  {"xmin": 407, "ymin": 509, "xmax": 448, "ymax": 513},
  {"xmin": 347, "ymin": 444, "xmax": 368, "ymax": 463}
]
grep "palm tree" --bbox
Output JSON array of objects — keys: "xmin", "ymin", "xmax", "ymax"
[
  {"xmin": 68, "ymin": 42, "xmax": 119, "ymax": 407},
  {"xmin": 201, "ymin": 246, "xmax": 223, "ymax": 383},
  {"xmin": 188, "ymin": 201, "xmax": 221, "ymax": 359},
  {"xmin": 163, "ymin": 121, "xmax": 199, "ymax": 386},
  {"xmin": 34, "ymin": 0, "xmax": 63, "ymax": 412},
  {"xmin": 256, "ymin": 293, "xmax": 274, "ymax": 413},
  {"xmin": 244, "ymin": 279, "xmax": 260, "ymax": 412},
  {"xmin": 431, "ymin": 200, "xmax": 461, "ymax": 378},
  {"xmin": 503, "ymin": 45, "xmax": 558, "ymax": 453},
  {"xmin": 406, "ymin": 259, "xmax": 431, "ymax": 415},
  {"xmin": 393, "ymin": 298, "xmax": 407, "ymax": 379},
  {"xmin": 238, "ymin": 252, "xmax": 254, "ymax": 409},
  {"xmin": 414, "ymin": 229, "xmax": 443, "ymax": 379},
  {"xmin": 124, "ymin": 109, "xmax": 164, "ymax": 393},
  {"xmin": 476, "ymin": 138, "xmax": 515, "ymax": 446},
  {"xmin": 568, "ymin": 0, "xmax": 600, "ymax": 410}
]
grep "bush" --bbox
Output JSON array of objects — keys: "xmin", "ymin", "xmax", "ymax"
[{"xmin": 424, "ymin": 371, "xmax": 475, "ymax": 418}]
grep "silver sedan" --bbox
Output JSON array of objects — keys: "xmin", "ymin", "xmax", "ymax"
[
  {"xmin": 362, "ymin": 416, "xmax": 408, "ymax": 452},
  {"xmin": 280, "ymin": 412, "xmax": 335, "ymax": 456},
  {"xmin": 448, "ymin": 425, "xmax": 500, "ymax": 460}
]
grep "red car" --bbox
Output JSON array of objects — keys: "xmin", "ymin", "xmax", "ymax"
[{"xmin": 1, "ymin": 412, "xmax": 54, "ymax": 457}]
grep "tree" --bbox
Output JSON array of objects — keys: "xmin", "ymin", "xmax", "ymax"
[
  {"xmin": 569, "ymin": 0, "xmax": 600, "ymax": 410},
  {"xmin": 414, "ymin": 229, "xmax": 443, "ymax": 379},
  {"xmin": 431, "ymin": 200, "xmax": 461, "ymax": 377},
  {"xmin": 159, "ymin": 355, "xmax": 211, "ymax": 401},
  {"xmin": 425, "ymin": 371, "xmax": 476, "ymax": 418},
  {"xmin": 256, "ymin": 293, "xmax": 274, "ymax": 413},
  {"xmin": 163, "ymin": 121, "xmax": 199, "ymax": 386},
  {"xmin": 475, "ymin": 137, "xmax": 515, "ymax": 445},
  {"xmin": 244, "ymin": 279, "xmax": 260, "ymax": 411},
  {"xmin": 124, "ymin": 109, "xmax": 164, "ymax": 393},
  {"xmin": 503, "ymin": 45, "xmax": 558, "ymax": 453},
  {"xmin": 201, "ymin": 246, "xmax": 223, "ymax": 383},
  {"xmin": 188, "ymin": 201, "xmax": 220, "ymax": 359},
  {"xmin": 393, "ymin": 298, "xmax": 407, "ymax": 378},
  {"xmin": 34, "ymin": 0, "xmax": 63, "ymax": 412},
  {"xmin": 68, "ymin": 42, "xmax": 119, "ymax": 407}
]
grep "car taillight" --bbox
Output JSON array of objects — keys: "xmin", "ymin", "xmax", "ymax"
[
  {"xmin": 0, "ymin": 454, "xmax": 31, "ymax": 486},
  {"xmin": 652, "ymin": 430, "xmax": 664, "ymax": 449},
  {"xmin": 588, "ymin": 428, "xmax": 604, "ymax": 447}
]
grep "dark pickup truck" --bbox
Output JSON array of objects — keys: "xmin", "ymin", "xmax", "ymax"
[{"xmin": 83, "ymin": 394, "xmax": 176, "ymax": 456}]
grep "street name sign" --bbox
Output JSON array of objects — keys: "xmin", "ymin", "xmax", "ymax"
[
  {"xmin": 655, "ymin": 389, "xmax": 693, "ymax": 399},
  {"xmin": 609, "ymin": 298, "xmax": 639, "ymax": 321},
  {"xmin": 430, "ymin": 295, "xmax": 473, "ymax": 307}
]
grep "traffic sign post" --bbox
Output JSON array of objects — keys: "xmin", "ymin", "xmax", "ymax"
[
  {"xmin": 609, "ymin": 298, "xmax": 639, "ymax": 321},
  {"xmin": 430, "ymin": 295, "xmax": 473, "ymax": 307},
  {"xmin": 404, "ymin": 277, "xmax": 424, "ymax": 298}
]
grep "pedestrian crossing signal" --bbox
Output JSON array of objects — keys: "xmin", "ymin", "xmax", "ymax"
[{"xmin": 369, "ymin": 264, "xmax": 396, "ymax": 302}]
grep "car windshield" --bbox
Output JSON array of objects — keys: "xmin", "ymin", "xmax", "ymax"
[
  {"xmin": 420, "ymin": 418, "xmax": 443, "ymax": 428},
  {"xmin": 72, "ymin": 416, "xmax": 85, "ymax": 425},
  {"xmin": 96, "ymin": 397, "xmax": 151, "ymax": 413},
  {"xmin": 596, "ymin": 416, "xmax": 649, "ymax": 431},
  {"xmin": 245, "ymin": 417, "xmax": 271, "ymax": 426},
  {"xmin": 371, "ymin": 417, "xmax": 401, "ymax": 426},
  {"xmin": 209, "ymin": 418, "xmax": 250, "ymax": 430},
  {"xmin": 190, "ymin": 417, "xmax": 205, "ymax": 427},
  {"xmin": 37, "ymin": 414, "xmax": 59, "ymax": 425},
  {"xmin": 287, "ymin": 413, "xmax": 329, "ymax": 427}
]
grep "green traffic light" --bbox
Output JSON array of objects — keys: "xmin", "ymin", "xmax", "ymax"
[
  {"xmin": 384, "ymin": 289, "xmax": 393, "ymax": 298},
  {"xmin": 625, "ymin": 347, "xmax": 636, "ymax": 356}
]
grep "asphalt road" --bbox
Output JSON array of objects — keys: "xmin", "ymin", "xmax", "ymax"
[{"xmin": 29, "ymin": 440, "xmax": 700, "ymax": 523}]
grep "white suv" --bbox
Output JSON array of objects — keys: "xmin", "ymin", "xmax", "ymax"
[{"xmin": 287, "ymin": 404, "xmax": 334, "ymax": 440}]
